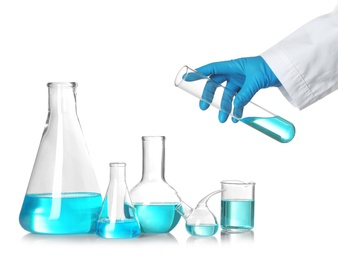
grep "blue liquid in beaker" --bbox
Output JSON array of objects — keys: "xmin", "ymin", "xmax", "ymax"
[
  {"xmin": 96, "ymin": 219, "xmax": 140, "ymax": 238},
  {"xmin": 186, "ymin": 224, "xmax": 218, "ymax": 237},
  {"xmin": 221, "ymin": 200, "xmax": 254, "ymax": 230},
  {"xmin": 19, "ymin": 192, "xmax": 102, "ymax": 234},
  {"xmin": 240, "ymin": 116, "xmax": 295, "ymax": 143},
  {"xmin": 134, "ymin": 203, "xmax": 181, "ymax": 233}
]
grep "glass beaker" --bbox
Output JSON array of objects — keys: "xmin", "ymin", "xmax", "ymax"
[
  {"xmin": 130, "ymin": 136, "xmax": 181, "ymax": 233},
  {"xmin": 95, "ymin": 163, "xmax": 141, "ymax": 239},
  {"xmin": 174, "ymin": 65, "xmax": 296, "ymax": 143},
  {"xmin": 19, "ymin": 82, "xmax": 102, "ymax": 234},
  {"xmin": 220, "ymin": 180, "xmax": 255, "ymax": 231}
]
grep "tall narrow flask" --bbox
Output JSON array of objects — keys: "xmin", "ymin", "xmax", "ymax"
[
  {"xmin": 19, "ymin": 82, "xmax": 102, "ymax": 234},
  {"xmin": 130, "ymin": 136, "xmax": 181, "ymax": 233},
  {"xmin": 95, "ymin": 163, "xmax": 141, "ymax": 239}
]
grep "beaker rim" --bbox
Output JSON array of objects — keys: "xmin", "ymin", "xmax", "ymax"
[
  {"xmin": 109, "ymin": 162, "xmax": 126, "ymax": 167},
  {"xmin": 221, "ymin": 180, "xmax": 255, "ymax": 185},
  {"xmin": 47, "ymin": 82, "xmax": 77, "ymax": 88},
  {"xmin": 142, "ymin": 136, "xmax": 166, "ymax": 140}
]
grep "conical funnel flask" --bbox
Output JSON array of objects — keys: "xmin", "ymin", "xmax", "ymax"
[
  {"xmin": 19, "ymin": 82, "xmax": 102, "ymax": 234},
  {"xmin": 95, "ymin": 162, "xmax": 141, "ymax": 239}
]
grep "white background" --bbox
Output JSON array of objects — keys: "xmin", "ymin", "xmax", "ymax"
[{"xmin": 1, "ymin": 0, "xmax": 338, "ymax": 259}]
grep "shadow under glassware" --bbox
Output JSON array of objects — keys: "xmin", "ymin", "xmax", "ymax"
[
  {"xmin": 220, "ymin": 229, "xmax": 255, "ymax": 244},
  {"xmin": 174, "ymin": 65, "xmax": 296, "ymax": 143},
  {"xmin": 135, "ymin": 233, "xmax": 179, "ymax": 245},
  {"xmin": 21, "ymin": 233, "xmax": 98, "ymax": 245},
  {"xmin": 21, "ymin": 232, "xmax": 179, "ymax": 246},
  {"xmin": 186, "ymin": 235, "xmax": 219, "ymax": 246}
]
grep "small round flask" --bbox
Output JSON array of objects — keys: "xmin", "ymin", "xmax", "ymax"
[
  {"xmin": 130, "ymin": 136, "xmax": 181, "ymax": 233},
  {"xmin": 96, "ymin": 163, "xmax": 140, "ymax": 239},
  {"xmin": 176, "ymin": 189, "xmax": 223, "ymax": 237}
]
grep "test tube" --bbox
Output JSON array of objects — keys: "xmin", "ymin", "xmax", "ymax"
[{"xmin": 174, "ymin": 65, "xmax": 296, "ymax": 143}]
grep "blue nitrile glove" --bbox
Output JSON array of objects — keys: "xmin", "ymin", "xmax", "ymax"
[{"xmin": 195, "ymin": 56, "xmax": 281, "ymax": 123}]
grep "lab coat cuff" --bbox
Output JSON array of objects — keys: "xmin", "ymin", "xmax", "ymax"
[{"xmin": 261, "ymin": 46, "xmax": 316, "ymax": 110}]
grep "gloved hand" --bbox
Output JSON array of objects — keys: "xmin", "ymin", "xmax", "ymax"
[{"xmin": 195, "ymin": 56, "xmax": 281, "ymax": 123}]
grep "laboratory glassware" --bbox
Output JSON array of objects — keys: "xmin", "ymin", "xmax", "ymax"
[
  {"xmin": 174, "ymin": 65, "xmax": 296, "ymax": 143},
  {"xmin": 130, "ymin": 136, "xmax": 181, "ymax": 233},
  {"xmin": 221, "ymin": 180, "xmax": 255, "ymax": 231},
  {"xmin": 19, "ymin": 82, "xmax": 102, "ymax": 234},
  {"xmin": 96, "ymin": 162, "xmax": 141, "ymax": 239},
  {"xmin": 176, "ymin": 189, "xmax": 225, "ymax": 237}
]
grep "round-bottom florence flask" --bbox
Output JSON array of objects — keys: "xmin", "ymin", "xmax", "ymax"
[{"xmin": 130, "ymin": 136, "xmax": 181, "ymax": 233}]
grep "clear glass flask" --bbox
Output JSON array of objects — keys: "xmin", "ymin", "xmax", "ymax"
[
  {"xmin": 95, "ymin": 163, "xmax": 141, "ymax": 239},
  {"xmin": 130, "ymin": 136, "xmax": 181, "ymax": 233},
  {"xmin": 176, "ymin": 189, "xmax": 224, "ymax": 237},
  {"xmin": 174, "ymin": 65, "xmax": 296, "ymax": 143},
  {"xmin": 19, "ymin": 82, "xmax": 102, "ymax": 234}
]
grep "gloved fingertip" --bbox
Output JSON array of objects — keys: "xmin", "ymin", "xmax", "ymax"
[
  {"xmin": 218, "ymin": 111, "xmax": 228, "ymax": 123},
  {"xmin": 231, "ymin": 117, "xmax": 239, "ymax": 123},
  {"xmin": 218, "ymin": 115, "xmax": 226, "ymax": 123},
  {"xmin": 199, "ymin": 100, "xmax": 210, "ymax": 110}
]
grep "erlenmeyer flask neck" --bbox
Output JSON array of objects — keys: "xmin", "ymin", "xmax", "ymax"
[
  {"xmin": 47, "ymin": 82, "xmax": 78, "ymax": 115},
  {"xmin": 141, "ymin": 136, "xmax": 166, "ymax": 181},
  {"xmin": 109, "ymin": 162, "xmax": 126, "ymax": 181}
]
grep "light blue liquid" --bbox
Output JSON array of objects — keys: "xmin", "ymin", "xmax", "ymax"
[
  {"xmin": 241, "ymin": 115, "xmax": 295, "ymax": 143},
  {"xmin": 221, "ymin": 200, "xmax": 254, "ymax": 230},
  {"xmin": 19, "ymin": 192, "xmax": 102, "ymax": 234},
  {"xmin": 96, "ymin": 219, "xmax": 141, "ymax": 239},
  {"xmin": 134, "ymin": 203, "xmax": 181, "ymax": 233},
  {"xmin": 186, "ymin": 224, "xmax": 218, "ymax": 237}
]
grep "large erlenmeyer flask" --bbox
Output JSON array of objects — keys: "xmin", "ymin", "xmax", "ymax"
[
  {"xmin": 19, "ymin": 82, "xmax": 102, "ymax": 234},
  {"xmin": 130, "ymin": 136, "xmax": 181, "ymax": 233}
]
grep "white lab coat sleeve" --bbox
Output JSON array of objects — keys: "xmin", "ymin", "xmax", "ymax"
[{"xmin": 261, "ymin": 5, "xmax": 338, "ymax": 110}]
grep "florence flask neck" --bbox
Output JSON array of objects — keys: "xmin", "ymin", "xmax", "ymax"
[{"xmin": 141, "ymin": 136, "xmax": 166, "ymax": 182}]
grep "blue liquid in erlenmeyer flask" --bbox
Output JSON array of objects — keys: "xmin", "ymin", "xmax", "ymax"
[
  {"xmin": 240, "ymin": 116, "xmax": 295, "ymax": 143},
  {"xmin": 221, "ymin": 200, "xmax": 254, "ymax": 230},
  {"xmin": 186, "ymin": 224, "xmax": 218, "ymax": 237},
  {"xmin": 96, "ymin": 219, "xmax": 141, "ymax": 238},
  {"xmin": 19, "ymin": 192, "xmax": 102, "ymax": 234},
  {"xmin": 134, "ymin": 203, "xmax": 181, "ymax": 233}
]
